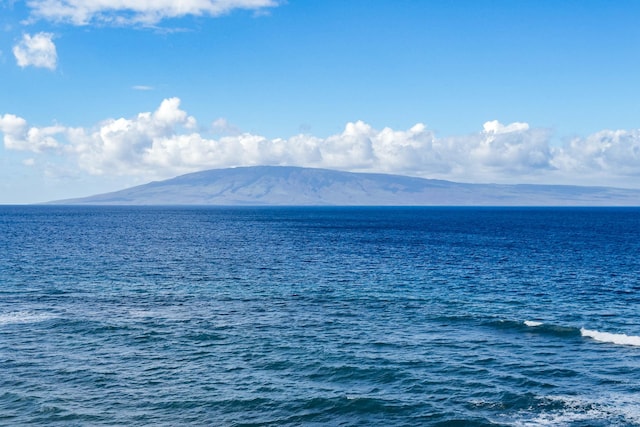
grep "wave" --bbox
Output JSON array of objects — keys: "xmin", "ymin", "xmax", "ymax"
[
  {"xmin": 521, "ymin": 320, "xmax": 640, "ymax": 348},
  {"xmin": 580, "ymin": 328, "xmax": 640, "ymax": 347},
  {"xmin": 518, "ymin": 320, "xmax": 581, "ymax": 338}
]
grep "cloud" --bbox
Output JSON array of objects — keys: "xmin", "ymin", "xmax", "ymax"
[
  {"xmin": 551, "ymin": 129, "xmax": 640, "ymax": 177},
  {"xmin": 0, "ymin": 113, "xmax": 64, "ymax": 152},
  {"xmin": 12, "ymin": 32, "xmax": 57, "ymax": 70},
  {"xmin": 3, "ymin": 97, "xmax": 640, "ymax": 188},
  {"xmin": 132, "ymin": 85, "xmax": 154, "ymax": 91},
  {"xmin": 211, "ymin": 118, "xmax": 241, "ymax": 136},
  {"xmin": 26, "ymin": 0, "xmax": 280, "ymax": 26}
]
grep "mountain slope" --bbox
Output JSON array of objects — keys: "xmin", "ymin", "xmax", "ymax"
[{"xmin": 50, "ymin": 166, "xmax": 640, "ymax": 206}]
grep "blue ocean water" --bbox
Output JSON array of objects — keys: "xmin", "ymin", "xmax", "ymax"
[{"xmin": 1, "ymin": 206, "xmax": 640, "ymax": 426}]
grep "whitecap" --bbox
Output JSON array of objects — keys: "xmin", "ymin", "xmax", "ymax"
[
  {"xmin": 524, "ymin": 320, "xmax": 543, "ymax": 327},
  {"xmin": 580, "ymin": 328, "xmax": 640, "ymax": 347}
]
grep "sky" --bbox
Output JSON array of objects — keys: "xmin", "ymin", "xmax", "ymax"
[{"xmin": 1, "ymin": 0, "xmax": 640, "ymax": 203}]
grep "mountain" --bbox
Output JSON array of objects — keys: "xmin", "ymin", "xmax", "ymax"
[{"xmin": 49, "ymin": 166, "xmax": 640, "ymax": 206}]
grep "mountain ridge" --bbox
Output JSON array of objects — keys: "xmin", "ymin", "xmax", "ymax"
[{"xmin": 48, "ymin": 166, "xmax": 640, "ymax": 206}]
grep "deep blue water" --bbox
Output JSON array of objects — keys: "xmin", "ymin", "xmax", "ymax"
[{"xmin": 1, "ymin": 206, "xmax": 640, "ymax": 426}]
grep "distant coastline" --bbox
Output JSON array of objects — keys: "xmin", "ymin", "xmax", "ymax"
[{"xmin": 48, "ymin": 166, "xmax": 640, "ymax": 207}]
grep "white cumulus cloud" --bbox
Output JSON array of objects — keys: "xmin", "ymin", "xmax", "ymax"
[
  {"xmin": 12, "ymin": 32, "xmax": 57, "ymax": 70},
  {"xmin": 551, "ymin": 129, "xmax": 640, "ymax": 178},
  {"xmin": 3, "ymin": 97, "xmax": 640, "ymax": 188},
  {"xmin": 26, "ymin": 0, "xmax": 280, "ymax": 26},
  {"xmin": 0, "ymin": 113, "xmax": 62, "ymax": 151}
]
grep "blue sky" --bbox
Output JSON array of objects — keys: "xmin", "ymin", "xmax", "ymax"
[{"xmin": 1, "ymin": 0, "xmax": 640, "ymax": 203}]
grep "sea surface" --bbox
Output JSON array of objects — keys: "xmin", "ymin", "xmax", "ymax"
[{"xmin": 1, "ymin": 206, "xmax": 640, "ymax": 426}]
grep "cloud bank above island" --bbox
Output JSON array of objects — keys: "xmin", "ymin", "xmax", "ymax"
[{"xmin": 2, "ymin": 97, "xmax": 639, "ymax": 189}]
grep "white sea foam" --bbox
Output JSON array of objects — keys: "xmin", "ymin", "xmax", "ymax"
[
  {"xmin": 580, "ymin": 328, "xmax": 640, "ymax": 347},
  {"xmin": 0, "ymin": 311, "xmax": 56, "ymax": 326},
  {"xmin": 524, "ymin": 320, "xmax": 543, "ymax": 327},
  {"xmin": 509, "ymin": 394, "xmax": 640, "ymax": 426}
]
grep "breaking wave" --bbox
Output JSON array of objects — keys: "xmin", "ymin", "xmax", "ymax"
[
  {"xmin": 521, "ymin": 320, "xmax": 640, "ymax": 347},
  {"xmin": 580, "ymin": 328, "xmax": 640, "ymax": 347}
]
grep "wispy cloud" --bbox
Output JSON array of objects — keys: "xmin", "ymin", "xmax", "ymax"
[
  {"xmin": 12, "ymin": 32, "xmax": 57, "ymax": 70},
  {"xmin": 25, "ymin": 0, "xmax": 281, "ymax": 26},
  {"xmin": 2, "ymin": 97, "xmax": 640, "ymax": 188},
  {"xmin": 132, "ymin": 85, "xmax": 154, "ymax": 91},
  {"xmin": 211, "ymin": 118, "xmax": 241, "ymax": 136}
]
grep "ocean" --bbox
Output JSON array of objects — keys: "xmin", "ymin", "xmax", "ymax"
[{"xmin": 1, "ymin": 206, "xmax": 640, "ymax": 426}]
